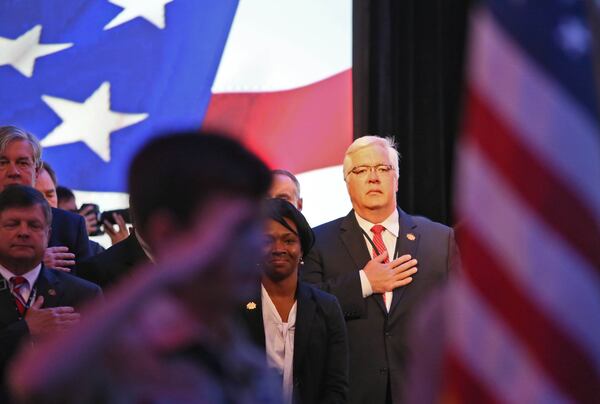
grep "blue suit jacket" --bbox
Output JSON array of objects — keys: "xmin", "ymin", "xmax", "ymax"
[
  {"xmin": 49, "ymin": 207, "xmax": 92, "ymax": 267},
  {"xmin": 0, "ymin": 266, "xmax": 102, "ymax": 400},
  {"xmin": 301, "ymin": 208, "xmax": 459, "ymax": 404}
]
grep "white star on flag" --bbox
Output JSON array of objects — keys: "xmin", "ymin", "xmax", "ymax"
[
  {"xmin": 0, "ymin": 25, "xmax": 72, "ymax": 78},
  {"xmin": 104, "ymin": 0, "xmax": 174, "ymax": 30},
  {"xmin": 41, "ymin": 82, "xmax": 149, "ymax": 162}
]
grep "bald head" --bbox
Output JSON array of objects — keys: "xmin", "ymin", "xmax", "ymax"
[{"xmin": 269, "ymin": 170, "xmax": 302, "ymax": 210}]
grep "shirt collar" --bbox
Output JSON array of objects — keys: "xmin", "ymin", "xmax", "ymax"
[
  {"xmin": 354, "ymin": 209, "xmax": 400, "ymax": 238},
  {"xmin": 0, "ymin": 263, "xmax": 42, "ymax": 288}
]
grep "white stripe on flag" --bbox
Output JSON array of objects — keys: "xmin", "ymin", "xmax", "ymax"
[
  {"xmin": 449, "ymin": 278, "xmax": 571, "ymax": 404},
  {"xmin": 457, "ymin": 141, "xmax": 600, "ymax": 372},
  {"xmin": 470, "ymin": 9, "xmax": 600, "ymax": 219},
  {"xmin": 73, "ymin": 166, "xmax": 353, "ymax": 230},
  {"xmin": 212, "ymin": 0, "xmax": 352, "ymax": 93}
]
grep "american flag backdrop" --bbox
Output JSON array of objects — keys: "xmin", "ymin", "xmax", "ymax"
[
  {"xmin": 0, "ymin": 0, "xmax": 353, "ymax": 226},
  {"xmin": 445, "ymin": 0, "xmax": 600, "ymax": 402}
]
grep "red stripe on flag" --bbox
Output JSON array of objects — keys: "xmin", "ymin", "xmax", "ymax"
[
  {"xmin": 441, "ymin": 352, "xmax": 499, "ymax": 404},
  {"xmin": 459, "ymin": 225, "xmax": 600, "ymax": 402},
  {"xmin": 465, "ymin": 89, "xmax": 600, "ymax": 272},
  {"xmin": 202, "ymin": 69, "xmax": 353, "ymax": 173}
]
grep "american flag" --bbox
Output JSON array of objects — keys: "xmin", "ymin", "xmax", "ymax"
[
  {"xmin": 445, "ymin": 0, "xmax": 600, "ymax": 402},
  {"xmin": 0, "ymin": 0, "xmax": 353, "ymax": 226}
]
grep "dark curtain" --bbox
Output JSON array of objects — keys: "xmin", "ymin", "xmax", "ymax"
[{"xmin": 353, "ymin": 0, "xmax": 470, "ymax": 225}]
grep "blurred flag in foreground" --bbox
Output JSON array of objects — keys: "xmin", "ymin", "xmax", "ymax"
[
  {"xmin": 445, "ymin": 0, "xmax": 600, "ymax": 402},
  {"xmin": 0, "ymin": 0, "xmax": 352, "ymax": 225}
]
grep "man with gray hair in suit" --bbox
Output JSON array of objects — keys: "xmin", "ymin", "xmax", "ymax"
[
  {"xmin": 0, "ymin": 126, "xmax": 91, "ymax": 272},
  {"xmin": 302, "ymin": 135, "xmax": 459, "ymax": 403}
]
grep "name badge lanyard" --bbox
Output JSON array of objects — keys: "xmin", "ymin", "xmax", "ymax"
[
  {"xmin": 25, "ymin": 287, "xmax": 37, "ymax": 310},
  {"xmin": 11, "ymin": 284, "xmax": 37, "ymax": 313},
  {"xmin": 360, "ymin": 228, "xmax": 401, "ymax": 261}
]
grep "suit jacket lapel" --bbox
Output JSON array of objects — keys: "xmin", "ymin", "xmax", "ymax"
[
  {"xmin": 389, "ymin": 209, "xmax": 420, "ymax": 315},
  {"xmin": 0, "ymin": 276, "xmax": 19, "ymax": 325},
  {"xmin": 293, "ymin": 282, "xmax": 316, "ymax": 378},
  {"xmin": 34, "ymin": 267, "xmax": 63, "ymax": 308},
  {"xmin": 242, "ymin": 287, "xmax": 265, "ymax": 349},
  {"xmin": 339, "ymin": 211, "xmax": 387, "ymax": 313}
]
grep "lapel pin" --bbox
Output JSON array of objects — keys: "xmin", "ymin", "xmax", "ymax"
[
  {"xmin": 406, "ymin": 233, "xmax": 416, "ymax": 241},
  {"xmin": 48, "ymin": 289, "xmax": 57, "ymax": 296},
  {"xmin": 246, "ymin": 301, "xmax": 257, "ymax": 310}
]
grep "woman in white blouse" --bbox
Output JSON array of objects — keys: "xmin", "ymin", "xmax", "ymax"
[{"xmin": 241, "ymin": 198, "xmax": 349, "ymax": 404}]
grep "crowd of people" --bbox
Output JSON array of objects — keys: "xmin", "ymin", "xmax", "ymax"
[{"xmin": 0, "ymin": 124, "xmax": 457, "ymax": 403}]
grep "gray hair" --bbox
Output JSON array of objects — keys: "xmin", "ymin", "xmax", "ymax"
[
  {"xmin": 343, "ymin": 136, "xmax": 400, "ymax": 179},
  {"xmin": 0, "ymin": 126, "xmax": 43, "ymax": 170}
]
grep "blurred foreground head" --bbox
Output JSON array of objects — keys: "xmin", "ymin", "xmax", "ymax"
[{"xmin": 128, "ymin": 130, "xmax": 272, "ymax": 254}]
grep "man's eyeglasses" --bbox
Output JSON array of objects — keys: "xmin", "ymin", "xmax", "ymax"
[{"xmin": 345, "ymin": 164, "xmax": 393, "ymax": 179}]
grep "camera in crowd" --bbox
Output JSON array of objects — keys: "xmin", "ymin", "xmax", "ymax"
[{"xmin": 79, "ymin": 204, "xmax": 131, "ymax": 236}]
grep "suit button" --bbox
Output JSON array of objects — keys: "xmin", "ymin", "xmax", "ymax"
[
  {"xmin": 385, "ymin": 331, "xmax": 391, "ymax": 336},
  {"xmin": 380, "ymin": 368, "xmax": 388, "ymax": 374}
]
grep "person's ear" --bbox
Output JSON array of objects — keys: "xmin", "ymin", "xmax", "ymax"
[{"xmin": 297, "ymin": 198, "xmax": 303, "ymax": 211}]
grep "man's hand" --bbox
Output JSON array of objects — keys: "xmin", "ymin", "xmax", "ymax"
[
  {"xmin": 44, "ymin": 246, "xmax": 75, "ymax": 272},
  {"xmin": 103, "ymin": 213, "xmax": 130, "ymax": 245},
  {"xmin": 79, "ymin": 205, "xmax": 99, "ymax": 236},
  {"xmin": 24, "ymin": 296, "xmax": 81, "ymax": 338},
  {"xmin": 363, "ymin": 252, "xmax": 418, "ymax": 294}
]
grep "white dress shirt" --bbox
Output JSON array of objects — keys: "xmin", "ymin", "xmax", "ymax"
[
  {"xmin": 261, "ymin": 284, "xmax": 297, "ymax": 404},
  {"xmin": 355, "ymin": 210, "xmax": 400, "ymax": 311},
  {"xmin": 0, "ymin": 263, "xmax": 42, "ymax": 302}
]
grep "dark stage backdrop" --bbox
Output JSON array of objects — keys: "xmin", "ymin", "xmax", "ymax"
[{"xmin": 353, "ymin": 0, "xmax": 471, "ymax": 225}]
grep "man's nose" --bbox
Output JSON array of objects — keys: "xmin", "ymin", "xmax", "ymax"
[
  {"xmin": 16, "ymin": 223, "xmax": 30, "ymax": 236},
  {"xmin": 368, "ymin": 168, "xmax": 380, "ymax": 182},
  {"xmin": 6, "ymin": 162, "xmax": 20, "ymax": 176}
]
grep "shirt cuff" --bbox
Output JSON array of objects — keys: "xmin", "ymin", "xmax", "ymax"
[{"xmin": 359, "ymin": 270, "xmax": 373, "ymax": 298}]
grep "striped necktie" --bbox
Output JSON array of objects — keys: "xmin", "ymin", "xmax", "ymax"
[
  {"xmin": 10, "ymin": 276, "xmax": 28, "ymax": 315},
  {"xmin": 371, "ymin": 224, "xmax": 391, "ymax": 308},
  {"xmin": 370, "ymin": 224, "xmax": 389, "ymax": 262}
]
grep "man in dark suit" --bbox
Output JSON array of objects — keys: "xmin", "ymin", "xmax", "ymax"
[
  {"xmin": 302, "ymin": 136, "xmax": 459, "ymax": 403},
  {"xmin": 0, "ymin": 126, "xmax": 91, "ymax": 272},
  {"xmin": 0, "ymin": 185, "xmax": 101, "ymax": 401}
]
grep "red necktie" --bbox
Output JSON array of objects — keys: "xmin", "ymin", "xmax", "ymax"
[
  {"xmin": 371, "ymin": 225, "xmax": 390, "ymax": 307},
  {"xmin": 371, "ymin": 225, "xmax": 389, "ymax": 263},
  {"xmin": 10, "ymin": 276, "xmax": 28, "ymax": 315}
]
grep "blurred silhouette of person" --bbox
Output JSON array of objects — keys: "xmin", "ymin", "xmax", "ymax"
[
  {"xmin": 241, "ymin": 198, "xmax": 348, "ymax": 403},
  {"xmin": 0, "ymin": 185, "xmax": 101, "ymax": 402},
  {"xmin": 9, "ymin": 132, "xmax": 280, "ymax": 403}
]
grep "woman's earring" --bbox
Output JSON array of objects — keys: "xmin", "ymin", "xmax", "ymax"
[{"xmin": 300, "ymin": 258, "xmax": 305, "ymax": 265}]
